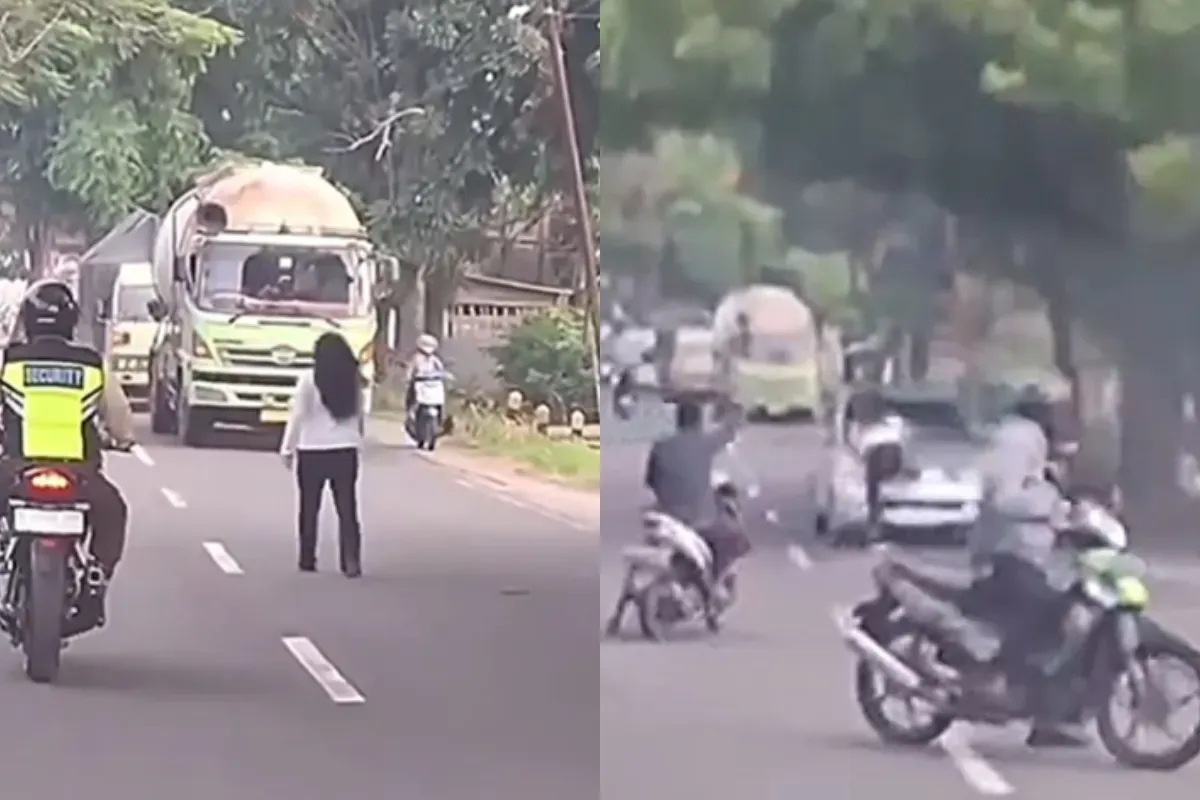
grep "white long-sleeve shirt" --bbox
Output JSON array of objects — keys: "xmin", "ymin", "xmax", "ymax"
[{"xmin": 279, "ymin": 371, "xmax": 363, "ymax": 455}]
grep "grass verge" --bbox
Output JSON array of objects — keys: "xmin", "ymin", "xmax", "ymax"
[{"xmin": 452, "ymin": 406, "xmax": 600, "ymax": 490}]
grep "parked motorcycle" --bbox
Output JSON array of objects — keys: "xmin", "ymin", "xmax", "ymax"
[
  {"xmin": 0, "ymin": 440, "xmax": 131, "ymax": 683},
  {"xmin": 837, "ymin": 499, "xmax": 1200, "ymax": 770},
  {"xmin": 605, "ymin": 473, "xmax": 741, "ymax": 641}
]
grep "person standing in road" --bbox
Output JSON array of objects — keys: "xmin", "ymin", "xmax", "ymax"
[{"xmin": 280, "ymin": 331, "xmax": 365, "ymax": 577}]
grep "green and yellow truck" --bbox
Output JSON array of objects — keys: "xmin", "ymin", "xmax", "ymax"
[
  {"xmin": 713, "ymin": 284, "xmax": 835, "ymax": 420},
  {"xmin": 146, "ymin": 162, "xmax": 396, "ymax": 445}
]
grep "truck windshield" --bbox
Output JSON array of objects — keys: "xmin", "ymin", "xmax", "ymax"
[
  {"xmin": 115, "ymin": 285, "xmax": 157, "ymax": 322},
  {"xmin": 196, "ymin": 242, "xmax": 368, "ymax": 316},
  {"xmin": 747, "ymin": 332, "xmax": 815, "ymax": 363}
]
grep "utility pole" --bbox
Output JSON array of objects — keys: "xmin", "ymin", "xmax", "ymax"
[{"xmin": 545, "ymin": 1, "xmax": 602, "ymax": 404}]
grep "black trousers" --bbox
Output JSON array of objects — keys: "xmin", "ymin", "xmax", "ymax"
[{"xmin": 295, "ymin": 448, "xmax": 362, "ymax": 568}]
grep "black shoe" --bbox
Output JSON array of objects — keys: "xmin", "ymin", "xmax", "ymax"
[
  {"xmin": 299, "ymin": 561, "xmax": 316, "ymax": 573},
  {"xmin": 1026, "ymin": 725, "xmax": 1089, "ymax": 748},
  {"xmin": 341, "ymin": 556, "xmax": 362, "ymax": 578}
]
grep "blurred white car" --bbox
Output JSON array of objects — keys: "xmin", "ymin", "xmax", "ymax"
[{"xmin": 812, "ymin": 385, "xmax": 985, "ymax": 547}]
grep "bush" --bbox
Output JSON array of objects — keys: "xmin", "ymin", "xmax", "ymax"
[{"xmin": 492, "ymin": 308, "xmax": 594, "ymax": 414}]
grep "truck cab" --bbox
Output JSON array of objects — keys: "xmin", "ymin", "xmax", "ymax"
[
  {"xmin": 146, "ymin": 163, "xmax": 396, "ymax": 446},
  {"xmin": 102, "ymin": 262, "xmax": 156, "ymax": 405}
]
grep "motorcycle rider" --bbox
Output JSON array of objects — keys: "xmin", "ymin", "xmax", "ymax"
[
  {"xmin": 0, "ymin": 280, "xmax": 134, "ymax": 634},
  {"xmin": 966, "ymin": 396, "xmax": 1088, "ymax": 748},
  {"xmin": 849, "ymin": 386, "xmax": 906, "ymax": 535},
  {"xmin": 405, "ymin": 333, "xmax": 447, "ymax": 445},
  {"xmin": 639, "ymin": 400, "xmax": 741, "ymax": 629}
]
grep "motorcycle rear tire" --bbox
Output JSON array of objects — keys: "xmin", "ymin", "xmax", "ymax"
[{"xmin": 23, "ymin": 542, "xmax": 68, "ymax": 684}]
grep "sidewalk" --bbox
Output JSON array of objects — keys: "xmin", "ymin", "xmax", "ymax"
[{"xmin": 367, "ymin": 415, "xmax": 600, "ymax": 530}]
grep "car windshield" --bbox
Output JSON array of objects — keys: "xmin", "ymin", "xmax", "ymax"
[
  {"xmin": 195, "ymin": 242, "xmax": 368, "ymax": 317},
  {"xmin": 115, "ymin": 285, "xmax": 156, "ymax": 322},
  {"xmin": 885, "ymin": 398, "xmax": 971, "ymax": 438}
]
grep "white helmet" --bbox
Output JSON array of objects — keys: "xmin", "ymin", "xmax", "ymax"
[{"xmin": 417, "ymin": 333, "xmax": 438, "ymax": 354}]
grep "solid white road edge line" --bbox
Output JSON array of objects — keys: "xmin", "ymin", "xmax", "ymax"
[
  {"xmin": 131, "ymin": 445, "xmax": 154, "ymax": 467},
  {"xmin": 937, "ymin": 727, "xmax": 1013, "ymax": 795},
  {"xmin": 786, "ymin": 543, "xmax": 812, "ymax": 570},
  {"xmin": 282, "ymin": 636, "xmax": 366, "ymax": 704},
  {"xmin": 161, "ymin": 488, "xmax": 186, "ymax": 508},
  {"xmin": 202, "ymin": 541, "xmax": 244, "ymax": 575}
]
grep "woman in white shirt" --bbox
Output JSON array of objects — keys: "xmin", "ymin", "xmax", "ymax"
[{"xmin": 280, "ymin": 332, "xmax": 365, "ymax": 577}]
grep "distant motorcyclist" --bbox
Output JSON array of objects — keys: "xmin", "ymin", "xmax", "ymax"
[
  {"xmin": 404, "ymin": 333, "xmax": 447, "ymax": 406},
  {"xmin": 849, "ymin": 386, "xmax": 906, "ymax": 533},
  {"xmin": 0, "ymin": 280, "xmax": 134, "ymax": 634},
  {"xmin": 968, "ymin": 402, "xmax": 1087, "ymax": 748},
  {"xmin": 644, "ymin": 400, "xmax": 738, "ymax": 627}
]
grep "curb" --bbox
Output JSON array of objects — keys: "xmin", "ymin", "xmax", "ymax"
[{"xmin": 367, "ymin": 416, "xmax": 600, "ymax": 530}]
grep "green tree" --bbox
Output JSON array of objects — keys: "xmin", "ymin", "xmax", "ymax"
[
  {"xmin": 188, "ymin": 0, "xmax": 549, "ymax": 334},
  {"xmin": 493, "ymin": 308, "xmax": 593, "ymax": 413},
  {"xmin": 0, "ymin": 0, "xmax": 237, "ymax": 268}
]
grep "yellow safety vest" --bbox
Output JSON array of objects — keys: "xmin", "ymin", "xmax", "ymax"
[{"xmin": 0, "ymin": 341, "xmax": 104, "ymax": 462}]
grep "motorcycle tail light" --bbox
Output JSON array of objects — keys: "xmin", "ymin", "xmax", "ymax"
[{"xmin": 23, "ymin": 468, "xmax": 77, "ymax": 502}]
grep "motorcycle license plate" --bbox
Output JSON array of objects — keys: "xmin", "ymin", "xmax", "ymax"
[
  {"xmin": 11, "ymin": 507, "xmax": 85, "ymax": 536},
  {"xmin": 414, "ymin": 382, "xmax": 445, "ymax": 406}
]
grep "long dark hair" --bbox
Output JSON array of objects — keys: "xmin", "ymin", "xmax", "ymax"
[{"xmin": 312, "ymin": 332, "xmax": 360, "ymax": 421}]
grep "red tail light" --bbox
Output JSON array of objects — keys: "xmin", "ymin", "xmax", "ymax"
[{"xmin": 24, "ymin": 468, "xmax": 77, "ymax": 501}]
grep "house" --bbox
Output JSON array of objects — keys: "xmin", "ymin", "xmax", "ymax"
[{"xmin": 449, "ymin": 273, "xmax": 572, "ymax": 346}]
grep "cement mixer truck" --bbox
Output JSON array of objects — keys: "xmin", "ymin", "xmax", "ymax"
[
  {"xmin": 713, "ymin": 284, "xmax": 834, "ymax": 420},
  {"xmin": 146, "ymin": 162, "xmax": 396, "ymax": 445}
]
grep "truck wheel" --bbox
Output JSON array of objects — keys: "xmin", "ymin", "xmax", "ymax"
[
  {"xmin": 178, "ymin": 399, "xmax": 209, "ymax": 447},
  {"xmin": 149, "ymin": 374, "xmax": 177, "ymax": 435}
]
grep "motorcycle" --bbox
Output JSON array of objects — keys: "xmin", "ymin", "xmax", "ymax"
[
  {"xmin": 606, "ymin": 473, "xmax": 741, "ymax": 641},
  {"xmin": 407, "ymin": 374, "xmax": 446, "ymax": 451},
  {"xmin": 0, "ymin": 440, "xmax": 131, "ymax": 683},
  {"xmin": 838, "ymin": 498, "xmax": 1200, "ymax": 770}
]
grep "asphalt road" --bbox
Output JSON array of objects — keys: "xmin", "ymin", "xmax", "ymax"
[
  {"xmin": 602, "ymin": 397, "xmax": 1200, "ymax": 798},
  {"xmin": 0, "ymin": 417, "xmax": 596, "ymax": 800}
]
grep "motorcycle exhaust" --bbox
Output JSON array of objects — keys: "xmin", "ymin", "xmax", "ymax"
[{"xmin": 835, "ymin": 611, "xmax": 923, "ymax": 691}]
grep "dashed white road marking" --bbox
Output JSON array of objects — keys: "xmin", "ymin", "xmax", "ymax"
[
  {"xmin": 937, "ymin": 728, "xmax": 1013, "ymax": 795},
  {"xmin": 786, "ymin": 543, "xmax": 812, "ymax": 570},
  {"xmin": 282, "ymin": 636, "xmax": 365, "ymax": 704},
  {"xmin": 202, "ymin": 541, "xmax": 244, "ymax": 574},
  {"xmin": 161, "ymin": 488, "xmax": 187, "ymax": 508},
  {"xmin": 131, "ymin": 445, "xmax": 154, "ymax": 467}
]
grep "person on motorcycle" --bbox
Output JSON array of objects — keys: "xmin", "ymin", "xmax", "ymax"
[
  {"xmin": 643, "ymin": 400, "xmax": 739, "ymax": 627},
  {"xmin": 968, "ymin": 400, "xmax": 1088, "ymax": 748},
  {"xmin": 0, "ymin": 280, "xmax": 134, "ymax": 634},
  {"xmin": 849, "ymin": 386, "xmax": 906, "ymax": 535},
  {"xmin": 404, "ymin": 333, "xmax": 447, "ymax": 406}
]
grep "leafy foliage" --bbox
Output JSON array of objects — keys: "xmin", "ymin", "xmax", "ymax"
[
  {"xmin": 492, "ymin": 308, "xmax": 593, "ymax": 412},
  {"xmin": 0, "ymin": 0, "xmax": 238, "ymax": 232},
  {"xmin": 190, "ymin": 0, "xmax": 547, "ymax": 272}
]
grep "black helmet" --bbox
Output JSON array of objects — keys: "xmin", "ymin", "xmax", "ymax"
[{"xmin": 21, "ymin": 280, "xmax": 79, "ymax": 340}]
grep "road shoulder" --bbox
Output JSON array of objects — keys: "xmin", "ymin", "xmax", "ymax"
[{"xmin": 368, "ymin": 415, "xmax": 600, "ymax": 530}]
